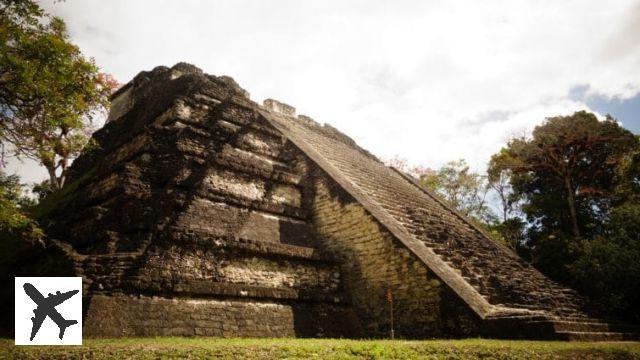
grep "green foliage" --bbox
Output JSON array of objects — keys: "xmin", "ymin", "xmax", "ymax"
[
  {"xmin": 614, "ymin": 138, "xmax": 640, "ymax": 203},
  {"xmin": 487, "ymin": 217, "xmax": 526, "ymax": 251},
  {"xmin": 419, "ymin": 159, "xmax": 495, "ymax": 223},
  {"xmin": 31, "ymin": 179, "xmax": 54, "ymax": 201},
  {"xmin": 488, "ymin": 111, "xmax": 640, "ymax": 320},
  {"xmin": 507, "ymin": 112, "xmax": 635, "ymax": 239},
  {"xmin": 488, "ymin": 149, "xmax": 523, "ymax": 222},
  {"xmin": 0, "ymin": 171, "xmax": 40, "ymax": 238},
  {"xmin": 0, "ymin": 171, "xmax": 43, "ymax": 266},
  {"xmin": 492, "ymin": 112, "xmax": 637, "ymax": 253},
  {"xmin": 0, "ymin": 0, "xmax": 117, "ymax": 189},
  {"xmin": 567, "ymin": 197, "xmax": 640, "ymax": 322}
]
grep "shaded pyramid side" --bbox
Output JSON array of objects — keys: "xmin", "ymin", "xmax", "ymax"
[{"xmin": 36, "ymin": 63, "xmax": 362, "ymax": 338}]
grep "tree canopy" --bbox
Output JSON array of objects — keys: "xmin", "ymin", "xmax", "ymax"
[
  {"xmin": 0, "ymin": 170, "xmax": 41, "ymax": 246},
  {"xmin": 488, "ymin": 111, "xmax": 640, "ymax": 321},
  {"xmin": 489, "ymin": 111, "xmax": 637, "ymax": 241},
  {"xmin": 419, "ymin": 159, "xmax": 494, "ymax": 223},
  {"xmin": 0, "ymin": 0, "xmax": 117, "ymax": 188}
]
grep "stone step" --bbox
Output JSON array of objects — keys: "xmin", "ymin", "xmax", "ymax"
[
  {"xmin": 125, "ymin": 278, "xmax": 346, "ymax": 304},
  {"xmin": 91, "ymin": 252, "xmax": 142, "ymax": 259},
  {"xmin": 555, "ymin": 331, "xmax": 640, "ymax": 341},
  {"xmin": 486, "ymin": 314, "xmax": 550, "ymax": 321},
  {"xmin": 364, "ymin": 167, "xmax": 600, "ymax": 320},
  {"xmin": 169, "ymin": 231, "xmax": 336, "ymax": 262},
  {"xmin": 483, "ymin": 315, "xmax": 640, "ymax": 341},
  {"xmin": 556, "ymin": 316, "xmax": 628, "ymax": 324},
  {"xmin": 534, "ymin": 320, "xmax": 640, "ymax": 333}
]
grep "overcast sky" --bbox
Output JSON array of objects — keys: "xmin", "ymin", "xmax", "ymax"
[{"xmin": 6, "ymin": 0, "xmax": 640, "ymax": 184}]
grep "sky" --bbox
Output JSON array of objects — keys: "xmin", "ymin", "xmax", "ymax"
[{"xmin": 5, "ymin": 0, "xmax": 640, "ymax": 184}]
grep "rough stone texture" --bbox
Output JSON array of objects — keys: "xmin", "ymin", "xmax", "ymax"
[
  {"xmin": 34, "ymin": 63, "xmax": 362, "ymax": 338},
  {"xmin": 84, "ymin": 294, "xmax": 357, "ymax": 338},
  {"xmin": 309, "ymin": 170, "xmax": 480, "ymax": 338},
  {"xmin": 261, "ymin": 107, "xmax": 590, "ymax": 319},
  {"xmin": 26, "ymin": 63, "xmax": 638, "ymax": 340},
  {"xmin": 263, "ymin": 99, "xmax": 296, "ymax": 117}
]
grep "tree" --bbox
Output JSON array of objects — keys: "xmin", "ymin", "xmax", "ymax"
[
  {"xmin": 496, "ymin": 111, "xmax": 637, "ymax": 242},
  {"xmin": 486, "ymin": 149, "xmax": 527, "ymax": 251},
  {"xmin": 0, "ymin": 0, "xmax": 118, "ymax": 189},
  {"xmin": 612, "ymin": 135, "xmax": 640, "ymax": 205},
  {"xmin": 491, "ymin": 112, "xmax": 640, "ymax": 297},
  {"xmin": 419, "ymin": 159, "xmax": 494, "ymax": 223},
  {"xmin": 0, "ymin": 171, "xmax": 42, "ymax": 244},
  {"xmin": 567, "ymin": 162, "xmax": 640, "ymax": 322},
  {"xmin": 489, "ymin": 217, "xmax": 526, "ymax": 251},
  {"xmin": 383, "ymin": 155, "xmax": 435, "ymax": 179},
  {"xmin": 31, "ymin": 179, "xmax": 54, "ymax": 201},
  {"xmin": 487, "ymin": 149, "xmax": 523, "ymax": 222}
]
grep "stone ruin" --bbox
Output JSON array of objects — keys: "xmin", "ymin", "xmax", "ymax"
[{"xmin": 20, "ymin": 63, "xmax": 639, "ymax": 340}]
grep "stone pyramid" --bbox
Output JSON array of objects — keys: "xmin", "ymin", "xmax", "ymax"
[{"xmin": 34, "ymin": 63, "xmax": 639, "ymax": 340}]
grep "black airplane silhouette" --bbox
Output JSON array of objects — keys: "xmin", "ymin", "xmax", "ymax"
[{"xmin": 23, "ymin": 283, "xmax": 79, "ymax": 341}]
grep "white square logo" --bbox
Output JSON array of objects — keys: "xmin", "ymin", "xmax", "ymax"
[{"xmin": 15, "ymin": 277, "xmax": 83, "ymax": 345}]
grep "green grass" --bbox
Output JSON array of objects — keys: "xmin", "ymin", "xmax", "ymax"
[{"xmin": 1, "ymin": 338, "xmax": 640, "ymax": 359}]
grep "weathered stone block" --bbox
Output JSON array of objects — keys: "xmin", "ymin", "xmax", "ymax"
[{"xmin": 263, "ymin": 99, "xmax": 296, "ymax": 117}]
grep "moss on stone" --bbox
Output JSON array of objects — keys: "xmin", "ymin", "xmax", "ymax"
[{"xmin": 31, "ymin": 168, "xmax": 96, "ymax": 222}]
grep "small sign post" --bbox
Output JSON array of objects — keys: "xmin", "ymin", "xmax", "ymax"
[{"xmin": 386, "ymin": 288, "xmax": 394, "ymax": 340}]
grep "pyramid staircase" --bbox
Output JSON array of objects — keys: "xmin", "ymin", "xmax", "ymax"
[
  {"xmin": 395, "ymin": 174, "xmax": 640, "ymax": 340},
  {"xmin": 263, "ymin": 109, "xmax": 640, "ymax": 341}
]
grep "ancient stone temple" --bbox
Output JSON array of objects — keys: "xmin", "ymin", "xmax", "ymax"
[{"xmin": 32, "ymin": 63, "xmax": 638, "ymax": 340}]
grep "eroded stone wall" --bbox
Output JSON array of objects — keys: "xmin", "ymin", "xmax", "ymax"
[
  {"xmin": 308, "ymin": 166, "xmax": 480, "ymax": 338},
  {"xmin": 132, "ymin": 240, "xmax": 340, "ymax": 293},
  {"xmin": 84, "ymin": 294, "xmax": 358, "ymax": 338},
  {"xmin": 37, "ymin": 64, "xmax": 363, "ymax": 338}
]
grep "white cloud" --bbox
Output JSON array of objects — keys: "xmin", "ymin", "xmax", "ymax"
[{"xmin": 8, "ymin": 0, "xmax": 640, "ymax": 184}]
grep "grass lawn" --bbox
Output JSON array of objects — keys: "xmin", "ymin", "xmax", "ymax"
[{"xmin": 1, "ymin": 338, "xmax": 640, "ymax": 359}]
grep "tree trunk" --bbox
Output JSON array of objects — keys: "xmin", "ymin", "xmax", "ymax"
[
  {"xmin": 502, "ymin": 201, "xmax": 508, "ymax": 223},
  {"xmin": 563, "ymin": 176, "xmax": 580, "ymax": 238},
  {"xmin": 500, "ymin": 188, "xmax": 508, "ymax": 222},
  {"xmin": 58, "ymin": 156, "xmax": 68, "ymax": 188},
  {"xmin": 46, "ymin": 165, "xmax": 60, "ymax": 190}
]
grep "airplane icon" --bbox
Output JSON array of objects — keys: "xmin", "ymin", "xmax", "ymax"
[{"xmin": 23, "ymin": 283, "xmax": 79, "ymax": 341}]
